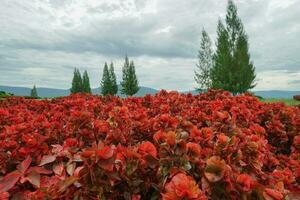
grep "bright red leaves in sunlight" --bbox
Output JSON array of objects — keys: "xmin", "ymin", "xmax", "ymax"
[
  {"xmin": 0, "ymin": 90, "xmax": 299, "ymax": 199},
  {"xmin": 236, "ymin": 174, "xmax": 254, "ymax": 193},
  {"xmin": 162, "ymin": 173, "xmax": 205, "ymax": 200},
  {"xmin": 139, "ymin": 141, "xmax": 157, "ymax": 158}
]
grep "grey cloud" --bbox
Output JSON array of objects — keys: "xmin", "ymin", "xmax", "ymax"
[{"xmin": 0, "ymin": 0, "xmax": 299, "ymax": 90}]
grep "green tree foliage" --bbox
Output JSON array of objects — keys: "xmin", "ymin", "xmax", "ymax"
[
  {"xmin": 70, "ymin": 68, "xmax": 83, "ymax": 94},
  {"xmin": 101, "ymin": 62, "xmax": 112, "ymax": 96},
  {"xmin": 0, "ymin": 91, "xmax": 13, "ymax": 98},
  {"xmin": 30, "ymin": 85, "xmax": 38, "ymax": 98},
  {"xmin": 211, "ymin": 0, "xmax": 256, "ymax": 94},
  {"xmin": 194, "ymin": 29, "xmax": 213, "ymax": 92},
  {"xmin": 211, "ymin": 20, "xmax": 232, "ymax": 91},
  {"xmin": 109, "ymin": 62, "xmax": 118, "ymax": 96},
  {"xmin": 121, "ymin": 56, "xmax": 139, "ymax": 96},
  {"xmin": 82, "ymin": 70, "xmax": 92, "ymax": 94},
  {"xmin": 233, "ymin": 34, "xmax": 256, "ymax": 93}
]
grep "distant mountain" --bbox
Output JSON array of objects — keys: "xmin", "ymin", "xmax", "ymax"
[
  {"xmin": 1, "ymin": 85, "xmax": 299, "ymax": 99},
  {"xmin": 0, "ymin": 86, "xmax": 69, "ymax": 98},
  {"xmin": 184, "ymin": 89, "xmax": 300, "ymax": 99},
  {"xmin": 0, "ymin": 85, "xmax": 159, "ymax": 98},
  {"xmin": 252, "ymin": 90, "xmax": 300, "ymax": 99},
  {"xmin": 92, "ymin": 86, "xmax": 158, "ymax": 97}
]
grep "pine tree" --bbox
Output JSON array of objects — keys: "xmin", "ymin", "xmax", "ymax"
[
  {"xmin": 194, "ymin": 29, "xmax": 213, "ymax": 92},
  {"xmin": 70, "ymin": 68, "xmax": 83, "ymax": 94},
  {"xmin": 121, "ymin": 56, "xmax": 139, "ymax": 96},
  {"xmin": 100, "ymin": 62, "xmax": 112, "ymax": 96},
  {"xmin": 120, "ymin": 56, "xmax": 130, "ymax": 95},
  {"xmin": 233, "ymin": 34, "xmax": 256, "ymax": 93},
  {"xmin": 128, "ymin": 61, "xmax": 139, "ymax": 95},
  {"xmin": 77, "ymin": 69, "xmax": 83, "ymax": 92},
  {"xmin": 82, "ymin": 70, "xmax": 92, "ymax": 94},
  {"xmin": 211, "ymin": 0, "xmax": 255, "ymax": 94},
  {"xmin": 30, "ymin": 85, "xmax": 38, "ymax": 98},
  {"xmin": 211, "ymin": 20, "xmax": 232, "ymax": 91},
  {"xmin": 109, "ymin": 62, "xmax": 118, "ymax": 96}
]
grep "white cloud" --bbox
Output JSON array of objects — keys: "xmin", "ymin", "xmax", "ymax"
[
  {"xmin": 256, "ymin": 70, "xmax": 300, "ymax": 91},
  {"xmin": 155, "ymin": 26, "xmax": 173, "ymax": 34}
]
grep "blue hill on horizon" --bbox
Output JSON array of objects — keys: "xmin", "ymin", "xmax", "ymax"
[
  {"xmin": 0, "ymin": 85, "xmax": 299, "ymax": 99},
  {"xmin": 0, "ymin": 85, "xmax": 159, "ymax": 98}
]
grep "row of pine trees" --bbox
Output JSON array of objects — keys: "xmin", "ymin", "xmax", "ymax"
[
  {"xmin": 70, "ymin": 0, "xmax": 255, "ymax": 96},
  {"xmin": 70, "ymin": 55, "xmax": 139, "ymax": 96},
  {"xmin": 30, "ymin": 0, "xmax": 255, "ymax": 98},
  {"xmin": 70, "ymin": 69, "xmax": 92, "ymax": 94}
]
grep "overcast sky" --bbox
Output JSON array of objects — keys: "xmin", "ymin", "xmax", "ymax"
[{"xmin": 0, "ymin": 0, "xmax": 299, "ymax": 91}]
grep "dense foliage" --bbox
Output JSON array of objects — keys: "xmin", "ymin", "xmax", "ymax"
[{"xmin": 0, "ymin": 90, "xmax": 299, "ymax": 199}]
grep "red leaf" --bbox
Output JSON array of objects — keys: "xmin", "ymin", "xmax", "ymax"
[
  {"xmin": 51, "ymin": 144, "xmax": 63, "ymax": 154},
  {"xmin": 132, "ymin": 194, "xmax": 141, "ymax": 200},
  {"xmin": 139, "ymin": 141, "xmax": 157, "ymax": 158},
  {"xmin": 204, "ymin": 156, "xmax": 228, "ymax": 183},
  {"xmin": 81, "ymin": 150, "xmax": 94, "ymax": 158},
  {"xmin": 73, "ymin": 166, "xmax": 84, "ymax": 177},
  {"xmin": 53, "ymin": 163, "xmax": 64, "ymax": 176},
  {"xmin": 17, "ymin": 156, "xmax": 32, "ymax": 174},
  {"xmin": 27, "ymin": 167, "xmax": 52, "ymax": 175},
  {"xmin": 186, "ymin": 142, "xmax": 201, "ymax": 156},
  {"xmin": 26, "ymin": 171, "xmax": 40, "ymax": 188},
  {"xmin": 236, "ymin": 174, "xmax": 254, "ymax": 192},
  {"xmin": 96, "ymin": 146, "xmax": 114, "ymax": 160},
  {"xmin": 0, "ymin": 171, "xmax": 22, "ymax": 192},
  {"xmin": 39, "ymin": 155, "xmax": 56, "ymax": 166},
  {"xmin": 263, "ymin": 188, "xmax": 284, "ymax": 200},
  {"xmin": 0, "ymin": 191, "xmax": 9, "ymax": 200},
  {"xmin": 163, "ymin": 173, "xmax": 202, "ymax": 199}
]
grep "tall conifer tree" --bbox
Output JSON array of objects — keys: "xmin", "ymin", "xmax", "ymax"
[
  {"xmin": 71, "ymin": 68, "xmax": 83, "ymax": 94},
  {"xmin": 121, "ymin": 56, "xmax": 139, "ymax": 96},
  {"xmin": 211, "ymin": 0, "xmax": 255, "ymax": 94},
  {"xmin": 82, "ymin": 70, "xmax": 92, "ymax": 94},
  {"xmin": 109, "ymin": 62, "xmax": 118, "ymax": 96},
  {"xmin": 194, "ymin": 29, "xmax": 213, "ymax": 92},
  {"xmin": 100, "ymin": 62, "xmax": 111, "ymax": 96},
  {"xmin": 30, "ymin": 85, "xmax": 38, "ymax": 98},
  {"xmin": 77, "ymin": 69, "xmax": 83, "ymax": 92},
  {"xmin": 211, "ymin": 20, "xmax": 232, "ymax": 91}
]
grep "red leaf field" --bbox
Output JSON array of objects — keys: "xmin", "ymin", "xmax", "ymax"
[{"xmin": 0, "ymin": 90, "xmax": 299, "ymax": 199}]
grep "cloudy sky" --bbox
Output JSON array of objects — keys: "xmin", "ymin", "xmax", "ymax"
[{"xmin": 0, "ymin": 0, "xmax": 299, "ymax": 91}]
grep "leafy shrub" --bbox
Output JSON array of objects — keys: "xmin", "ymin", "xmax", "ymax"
[
  {"xmin": 23, "ymin": 96, "xmax": 42, "ymax": 99},
  {"xmin": 294, "ymin": 95, "xmax": 300, "ymax": 101},
  {"xmin": 0, "ymin": 91, "xmax": 299, "ymax": 199},
  {"xmin": 0, "ymin": 91, "xmax": 13, "ymax": 98}
]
